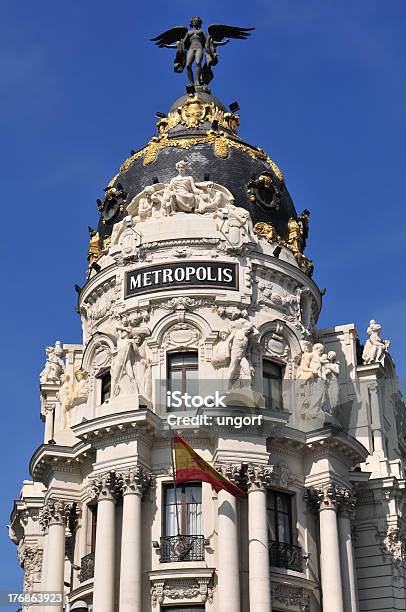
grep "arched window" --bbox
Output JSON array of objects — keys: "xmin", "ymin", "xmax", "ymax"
[{"xmin": 263, "ymin": 360, "xmax": 283, "ymax": 410}]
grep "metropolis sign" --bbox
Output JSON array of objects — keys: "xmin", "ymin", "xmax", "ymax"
[{"xmin": 125, "ymin": 261, "xmax": 238, "ymax": 298}]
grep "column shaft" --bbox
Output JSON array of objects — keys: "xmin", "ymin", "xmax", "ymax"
[
  {"xmin": 319, "ymin": 507, "xmax": 344, "ymax": 612},
  {"xmin": 44, "ymin": 521, "xmax": 65, "ymax": 612},
  {"xmin": 93, "ymin": 497, "xmax": 116, "ymax": 612},
  {"xmin": 338, "ymin": 514, "xmax": 359, "ymax": 612},
  {"xmin": 119, "ymin": 492, "xmax": 142, "ymax": 612},
  {"xmin": 218, "ymin": 489, "xmax": 240, "ymax": 612},
  {"xmin": 248, "ymin": 488, "xmax": 272, "ymax": 611}
]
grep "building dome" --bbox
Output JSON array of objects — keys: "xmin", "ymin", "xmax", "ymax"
[{"xmin": 96, "ymin": 92, "xmax": 296, "ymax": 246}]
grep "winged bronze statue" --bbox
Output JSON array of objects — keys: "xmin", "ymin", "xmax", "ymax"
[{"xmin": 151, "ymin": 17, "xmax": 254, "ymax": 88}]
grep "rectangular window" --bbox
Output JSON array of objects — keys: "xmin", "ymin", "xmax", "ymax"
[
  {"xmin": 89, "ymin": 504, "xmax": 98, "ymax": 554},
  {"xmin": 163, "ymin": 483, "xmax": 202, "ymax": 536},
  {"xmin": 267, "ymin": 490, "xmax": 302, "ymax": 572},
  {"xmin": 263, "ymin": 360, "xmax": 283, "ymax": 410},
  {"xmin": 267, "ymin": 490, "xmax": 292, "ymax": 544},
  {"xmin": 167, "ymin": 352, "xmax": 198, "ymax": 411},
  {"xmin": 100, "ymin": 371, "xmax": 111, "ymax": 404}
]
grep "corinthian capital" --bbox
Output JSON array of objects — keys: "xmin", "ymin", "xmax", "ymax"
[
  {"xmin": 90, "ymin": 471, "xmax": 121, "ymax": 502},
  {"xmin": 118, "ymin": 466, "xmax": 152, "ymax": 496},
  {"xmin": 336, "ymin": 487, "xmax": 356, "ymax": 517},
  {"xmin": 246, "ymin": 464, "xmax": 273, "ymax": 492},
  {"xmin": 305, "ymin": 483, "xmax": 343, "ymax": 512},
  {"xmin": 39, "ymin": 500, "xmax": 78, "ymax": 532},
  {"xmin": 214, "ymin": 462, "xmax": 244, "ymax": 488}
]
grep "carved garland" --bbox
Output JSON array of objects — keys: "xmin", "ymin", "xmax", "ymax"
[{"xmin": 119, "ymin": 131, "xmax": 284, "ymax": 182}]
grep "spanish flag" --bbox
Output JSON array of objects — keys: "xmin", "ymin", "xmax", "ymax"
[{"xmin": 173, "ymin": 434, "xmax": 245, "ymax": 498}]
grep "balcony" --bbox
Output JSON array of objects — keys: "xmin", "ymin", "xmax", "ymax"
[
  {"xmin": 79, "ymin": 552, "xmax": 95, "ymax": 582},
  {"xmin": 269, "ymin": 540, "xmax": 303, "ymax": 572},
  {"xmin": 160, "ymin": 535, "xmax": 205, "ymax": 563}
]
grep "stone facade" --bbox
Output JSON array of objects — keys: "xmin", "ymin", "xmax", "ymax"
[{"xmin": 8, "ymin": 90, "xmax": 406, "ymax": 612}]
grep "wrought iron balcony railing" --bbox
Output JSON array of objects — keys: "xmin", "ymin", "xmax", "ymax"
[
  {"xmin": 269, "ymin": 540, "xmax": 303, "ymax": 572},
  {"xmin": 79, "ymin": 552, "xmax": 95, "ymax": 582},
  {"xmin": 160, "ymin": 534, "xmax": 205, "ymax": 563}
]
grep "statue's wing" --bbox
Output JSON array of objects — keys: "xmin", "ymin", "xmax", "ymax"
[
  {"xmin": 208, "ymin": 24, "xmax": 254, "ymax": 41},
  {"xmin": 150, "ymin": 26, "xmax": 188, "ymax": 47}
]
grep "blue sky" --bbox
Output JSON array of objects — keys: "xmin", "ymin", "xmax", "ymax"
[{"xmin": 1, "ymin": 0, "xmax": 405, "ymax": 590}]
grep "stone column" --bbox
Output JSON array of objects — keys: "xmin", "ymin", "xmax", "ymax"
[
  {"xmin": 39, "ymin": 500, "xmax": 77, "ymax": 612},
  {"xmin": 306, "ymin": 485, "xmax": 344, "ymax": 612},
  {"xmin": 91, "ymin": 474, "xmax": 119, "ymax": 612},
  {"xmin": 247, "ymin": 465, "xmax": 272, "ymax": 612},
  {"xmin": 118, "ymin": 467, "xmax": 151, "ymax": 612},
  {"xmin": 217, "ymin": 464, "xmax": 241, "ymax": 612},
  {"xmin": 337, "ymin": 490, "xmax": 359, "ymax": 612}
]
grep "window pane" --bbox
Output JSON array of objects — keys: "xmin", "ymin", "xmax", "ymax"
[
  {"xmin": 278, "ymin": 511, "xmax": 291, "ymax": 543},
  {"xmin": 164, "ymin": 484, "xmax": 202, "ymax": 537},
  {"xmin": 164, "ymin": 486, "xmax": 182, "ymax": 536},
  {"xmin": 263, "ymin": 361, "xmax": 282, "ymax": 378},
  {"xmin": 168, "ymin": 369, "xmax": 182, "ymax": 391},
  {"xmin": 182, "ymin": 353, "xmax": 198, "ymax": 365},
  {"xmin": 185, "ymin": 367, "xmax": 199, "ymax": 396},
  {"xmin": 267, "ymin": 491, "xmax": 293, "ymax": 544},
  {"xmin": 263, "ymin": 361, "xmax": 283, "ymax": 410}
]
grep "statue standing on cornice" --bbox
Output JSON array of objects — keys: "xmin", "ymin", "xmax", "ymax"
[
  {"xmin": 151, "ymin": 18, "xmax": 254, "ymax": 88},
  {"xmin": 362, "ymin": 320, "xmax": 390, "ymax": 365},
  {"xmin": 40, "ymin": 341, "xmax": 65, "ymax": 384}
]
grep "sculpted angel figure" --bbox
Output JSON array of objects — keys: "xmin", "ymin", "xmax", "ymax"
[{"xmin": 151, "ymin": 18, "xmax": 254, "ymax": 87}]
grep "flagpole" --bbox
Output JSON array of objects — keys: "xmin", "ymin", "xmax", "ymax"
[{"xmin": 169, "ymin": 426, "xmax": 181, "ymax": 537}]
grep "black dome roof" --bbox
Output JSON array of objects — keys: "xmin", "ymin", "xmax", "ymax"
[{"xmin": 96, "ymin": 92, "xmax": 297, "ymax": 243}]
